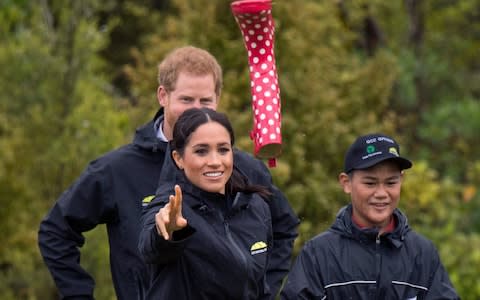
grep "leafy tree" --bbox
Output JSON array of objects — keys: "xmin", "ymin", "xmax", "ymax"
[
  {"xmin": 1, "ymin": 0, "xmax": 479, "ymax": 298},
  {"xmin": 0, "ymin": 1, "xmax": 128, "ymax": 298}
]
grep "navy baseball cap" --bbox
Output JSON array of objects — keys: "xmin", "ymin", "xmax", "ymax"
[{"xmin": 343, "ymin": 133, "xmax": 412, "ymax": 173}]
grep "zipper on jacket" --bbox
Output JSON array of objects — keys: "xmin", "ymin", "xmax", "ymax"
[
  {"xmin": 222, "ymin": 194, "xmax": 247, "ymax": 269},
  {"xmin": 219, "ymin": 193, "xmax": 249, "ymax": 285},
  {"xmin": 374, "ymin": 233, "xmax": 381, "ymax": 300},
  {"xmin": 224, "ymin": 221, "xmax": 248, "ymax": 269}
]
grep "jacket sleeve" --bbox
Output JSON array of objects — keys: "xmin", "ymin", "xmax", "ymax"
[
  {"xmin": 138, "ymin": 186, "xmax": 195, "ymax": 265},
  {"xmin": 425, "ymin": 249, "xmax": 460, "ymax": 300},
  {"xmin": 234, "ymin": 150, "xmax": 300, "ymax": 298},
  {"xmin": 266, "ymin": 185, "xmax": 300, "ymax": 297},
  {"xmin": 280, "ymin": 241, "xmax": 325, "ymax": 300},
  {"xmin": 138, "ymin": 149, "xmax": 195, "ymax": 264},
  {"xmin": 37, "ymin": 161, "xmax": 116, "ymax": 300}
]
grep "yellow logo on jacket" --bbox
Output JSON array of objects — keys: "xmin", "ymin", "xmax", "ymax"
[
  {"xmin": 250, "ymin": 241, "xmax": 267, "ymax": 255},
  {"xmin": 142, "ymin": 195, "xmax": 155, "ymax": 206}
]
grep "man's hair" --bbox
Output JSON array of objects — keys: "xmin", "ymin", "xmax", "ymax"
[{"xmin": 157, "ymin": 46, "xmax": 223, "ymax": 97}]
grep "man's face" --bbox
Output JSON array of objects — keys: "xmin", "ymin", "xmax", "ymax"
[
  {"xmin": 158, "ymin": 72, "xmax": 218, "ymax": 140},
  {"xmin": 339, "ymin": 160, "xmax": 403, "ymax": 229},
  {"xmin": 172, "ymin": 121, "xmax": 233, "ymax": 195}
]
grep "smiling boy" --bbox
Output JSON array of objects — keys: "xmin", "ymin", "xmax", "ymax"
[{"xmin": 281, "ymin": 133, "xmax": 459, "ymax": 300}]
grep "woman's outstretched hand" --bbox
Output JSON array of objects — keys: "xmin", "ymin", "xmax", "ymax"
[{"xmin": 155, "ymin": 185, "xmax": 188, "ymax": 240}]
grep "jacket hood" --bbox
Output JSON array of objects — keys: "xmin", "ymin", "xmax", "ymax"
[
  {"xmin": 330, "ymin": 204, "xmax": 411, "ymax": 248},
  {"xmin": 133, "ymin": 108, "xmax": 165, "ymax": 151}
]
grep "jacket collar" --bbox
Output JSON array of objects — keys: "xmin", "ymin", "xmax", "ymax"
[
  {"xmin": 330, "ymin": 204, "xmax": 410, "ymax": 248},
  {"xmin": 132, "ymin": 108, "xmax": 167, "ymax": 152}
]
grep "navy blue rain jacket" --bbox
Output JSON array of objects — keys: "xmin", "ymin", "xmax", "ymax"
[
  {"xmin": 139, "ymin": 168, "xmax": 273, "ymax": 299},
  {"xmin": 281, "ymin": 204, "xmax": 460, "ymax": 300},
  {"xmin": 38, "ymin": 110, "xmax": 167, "ymax": 300}
]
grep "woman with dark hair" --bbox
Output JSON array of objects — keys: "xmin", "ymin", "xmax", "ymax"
[{"xmin": 139, "ymin": 107, "xmax": 273, "ymax": 299}]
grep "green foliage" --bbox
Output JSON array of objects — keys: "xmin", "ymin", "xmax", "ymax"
[
  {"xmin": 1, "ymin": 0, "xmax": 479, "ymax": 298},
  {"xmin": 0, "ymin": 0, "xmax": 128, "ymax": 298}
]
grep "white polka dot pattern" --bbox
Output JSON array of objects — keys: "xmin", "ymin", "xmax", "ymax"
[{"xmin": 231, "ymin": 0, "xmax": 282, "ymax": 162}]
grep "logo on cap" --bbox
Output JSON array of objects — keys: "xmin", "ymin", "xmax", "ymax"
[
  {"xmin": 366, "ymin": 145, "xmax": 376, "ymax": 154},
  {"xmin": 389, "ymin": 147, "xmax": 399, "ymax": 156}
]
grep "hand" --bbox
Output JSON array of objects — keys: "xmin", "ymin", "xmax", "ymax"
[{"xmin": 155, "ymin": 185, "xmax": 188, "ymax": 240}]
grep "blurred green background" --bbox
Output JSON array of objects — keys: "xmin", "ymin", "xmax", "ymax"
[{"xmin": 1, "ymin": 0, "xmax": 479, "ymax": 299}]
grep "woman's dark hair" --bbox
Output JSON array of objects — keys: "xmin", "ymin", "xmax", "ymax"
[{"xmin": 170, "ymin": 108, "xmax": 271, "ymax": 199}]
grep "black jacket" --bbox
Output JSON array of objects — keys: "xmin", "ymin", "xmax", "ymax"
[
  {"xmin": 139, "ymin": 169, "xmax": 273, "ymax": 299},
  {"xmin": 38, "ymin": 109, "xmax": 299, "ymax": 300},
  {"xmin": 281, "ymin": 204, "xmax": 460, "ymax": 300}
]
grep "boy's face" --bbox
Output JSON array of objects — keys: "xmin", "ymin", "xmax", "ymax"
[{"xmin": 339, "ymin": 160, "xmax": 403, "ymax": 230}]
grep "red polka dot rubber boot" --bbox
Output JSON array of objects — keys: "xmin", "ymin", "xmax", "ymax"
[{"xmin": 231, "ymin": 0, "xmax": 282, "ymax": 167}]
